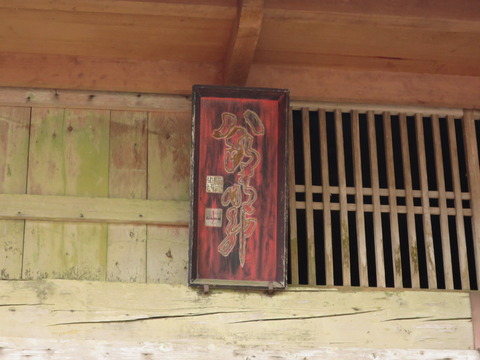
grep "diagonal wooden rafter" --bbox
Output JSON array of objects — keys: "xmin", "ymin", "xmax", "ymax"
[{"xmin": 224, "ymin": 0, "xmax": 264, "ymax": 86}]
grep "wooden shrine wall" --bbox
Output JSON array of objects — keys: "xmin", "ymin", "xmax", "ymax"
[{"xmin": 0, "ymin": 88, "xmax": 478, "ymax": 359}]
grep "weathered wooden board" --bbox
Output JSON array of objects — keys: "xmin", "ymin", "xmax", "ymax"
[
  {"xmin": 147, "ymin": 110, "xmax": 191, "ymax": 201},
  {"xmin": 0, "ymin": 338, "xmax": 478, "ymax": 360},
  {"xmin": 0, "ymin": 194, "xmax": 189, "ymax": 225},
  {"xmin": 147, "ymin": 110, "xmax": 190, "ymax": 283},
  {"xmin": 146, "ymin": 226, "xmax": 188, "ymax": 284},
  {"xmin": 0, "ymin": 106, "xmax": 30, "ymax": 280},
  {"xmin": 107, "ymin": 110, "xmax": 148, "ymax": 282},
  {"xmin": 23, "ymin": 108, "xmax": 110, "ymax": 281},
  {"xmin": 0, "ymin": 87, "xmax": 191, "ymax": 112},
  {"xmin": 0, "ymin": 279, "xmax": 474, "ymax": 357}
]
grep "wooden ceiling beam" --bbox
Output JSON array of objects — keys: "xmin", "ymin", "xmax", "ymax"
[
  {"xmin": 0, "ymin": 52, "xmax": 222, "ymax": 94},
  {"xmin": 1, "ymin": 51, "xmax": 480, "ymax": 109},
  {"xmin": 223, "ymin": 0, "xmax": 264, "ymax": 86},
  {"xmin": 246, "ymin": 63, "xmax": 480, "ymax": 109}
]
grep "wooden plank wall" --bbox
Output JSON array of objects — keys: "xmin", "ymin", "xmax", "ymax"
[
  {"xmin": 0, "ymin": 100, "xmax": 190, "ymax": 284},
  {"xmin": 1, "ymin": 89, "xmax": 479, "ymax": 292}
]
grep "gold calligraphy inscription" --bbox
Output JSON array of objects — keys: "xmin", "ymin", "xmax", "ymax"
[{"xmin": 212, "ymin": 110, "xmax": 265, "ymax": 267}]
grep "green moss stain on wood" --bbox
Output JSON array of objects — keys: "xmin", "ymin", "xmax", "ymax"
[
  {"xmin": 23, "ymin": 108, "xmax": 110, "ymax": 281},
  {"xmin": 0, "ymin": 106, "xmax": 30, "ymax": 279},
  {"xmin": 0, "ymin": 106, "xmax": 30, "ymax": 193},
  {"xmin": 64, "ymin": 109, "xmax": 110, "ymax": 197},
  {"xmin": 107, "ymin": 111, "xmax": 148, "ymax": 282},
  {"xmin": 28, "ymin": 108, "xmax": 66, "ymax": 195}
]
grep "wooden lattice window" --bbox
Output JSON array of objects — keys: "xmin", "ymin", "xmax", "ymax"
[{"xmin": 288, "ymin": 104, "xmax": 480, "ymax": 290}]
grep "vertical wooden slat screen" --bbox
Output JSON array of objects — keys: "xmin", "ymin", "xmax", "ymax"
[{"xmin": 288, "ymin": 104, "xmax": 479, "ymax": 290}]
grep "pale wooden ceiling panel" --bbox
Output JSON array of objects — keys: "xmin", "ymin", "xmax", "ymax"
[
  {"xmin": 256, "ymin": 17, "xmax": 480, "ymax": 75},
  {"xmin": 0, "ymin": 8, "xmax": 233, "ymax": 62}
]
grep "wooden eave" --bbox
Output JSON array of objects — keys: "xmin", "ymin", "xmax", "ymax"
[{"xmin": 0, "ymin": 0, "xmax": 479, "ymax": 107}]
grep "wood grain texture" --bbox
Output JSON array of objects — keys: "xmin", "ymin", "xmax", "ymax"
[
  {"xmin": 367, "ymin": 111, "xmax": 386, "ymax": 288},
  {"xmin": 148, "ymin": 111, "xmax": 191, "ymax": 201},
  {"xmin": 0, "ymin": 279, "xmax": 474, "ymax": 353},
  {"xmin": 415, "ymin": 114, "xmax": 437, "ymax": 288},
  {"xmin": 447, "ymin": 115, "xmax": 469, "ymax": 289},
  {"xmin": 351, "ymin": 110, "xmax": 368, "ymax": 286},
  {"xmin": 319, "ymin": 109, "xmax": 334, "ymax": 286},
  {"xmin": 287, "ymin": 107, "xmax": 299, "ymax": 285},
  {"xmin": 462, "ymin": 110, "xmax": 480, "ymax": 287},
  {"xmin": 146, "ymin": 226, "xmax": 188, "ymax": 284},
  {"xmin": 23, "ymin": 108, "xmax": 110, "ymax": 281},
  {"xmin": 0, "ymin": 88, "xmax": 191, "ymax": 112},
  {"xmin": 0, "ymin": 52, "xmax": 223, "ymax": 95},
  {"xmin": 0, "ymin": 194, "xmax": 189, "ymax": 225},
  {"xmin": 0, "ymin": 7, "xmax": 231, "ymax": 62},
  {"xmin": 431, "ymin": 115, "xmax": 454, "ymax": 289},
  {"xmin": 335, "ymin": 109, "xmax": 350, "ymax": 286},
  {"xmin": 383, "ymin": 112, "xmax": 402, "ymax": 288},
  {"xmin": 0, "ymin": 339, "xmax": 478, "ymax": 360},
  {"xmin": 247, "ymin": 65, "xmax": 480, "ymax": 108},
  {"xmin": 0, "ymin": 106, "xmax": 30, "ymax": 279},
  {"xmin": 301, "ymin": 107, "xmax": 316, "ymax": 285},
  {"xmin": 399, "ymin": 113, "xmax": 420, "ymax": 289},
  {"xmin": 224, "ymin": 0, "xmax": 264, "ymax": 86},
  {"xmin": 147, "ymin": 110, "xmax": 191, "ymax": 284},
  {"xmin": 107, "ymin": 111, "xmax": 148, "ymax": 282}
]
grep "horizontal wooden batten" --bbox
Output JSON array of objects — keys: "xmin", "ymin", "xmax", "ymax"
[
  {"xmin": 295, "ymin": 201, "xmax": 473, "ymax": 216},
  {"xmin": 0, "ymin": 194, "xmax": 189, "ymax": 226},
  {"xmin": 2, "ymin": 88, "xmax": 478, "ymax": 120},
  {"xmin": 0, "ymin": 87, "xmax": 191, "ymax": 112},
  {"xmin": 295, "ymin": 184, "xmax": 472, "ymax": 201}
]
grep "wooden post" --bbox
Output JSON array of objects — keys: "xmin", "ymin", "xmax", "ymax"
[
  {"xmin": 288, "ymin": 107, "xmax": 299, "ymax": 285},
  {"xmin": 319, "ymin": 109, "xmax": 334, "ymax": 285},
  {"xmin": 462, "ymin": 109, "xmax": 480, "ymax": 287},
  {"xmin": 367, "ymin": 111, "xmax": 386, "ymax": 288},
  {"xmin": 383, "ymin": 112, "xmax": 402, "ymax": 288},
  {"xmin": 431, "ymin": 114, "xmax": 454, "ymax": 289},
  {"xmin": 351, "ymin": 110, "xmax": 368, "ymax": 286},
  {"xmin": 399, "ymin": 113, "xmax": 420, "ymax": 288},
  {"xmin": 335, "ymin": 109, "xmax": 350, "ymax": 286},
  {"xmin": 415, "ymin": 114, "xmax": 437, "ymax": 288},
  {"xmin": 447, "ymin": 115, "xmax": 470, "ymax": 289},
  {"xmin": 302, "ymin": 108, "xmax": 316, "ymax": 285}
]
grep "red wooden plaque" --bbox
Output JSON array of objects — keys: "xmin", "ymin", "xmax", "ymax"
[{"xmin": 189, "ymin": 85, "xmax": 289, "ymax": 289}]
